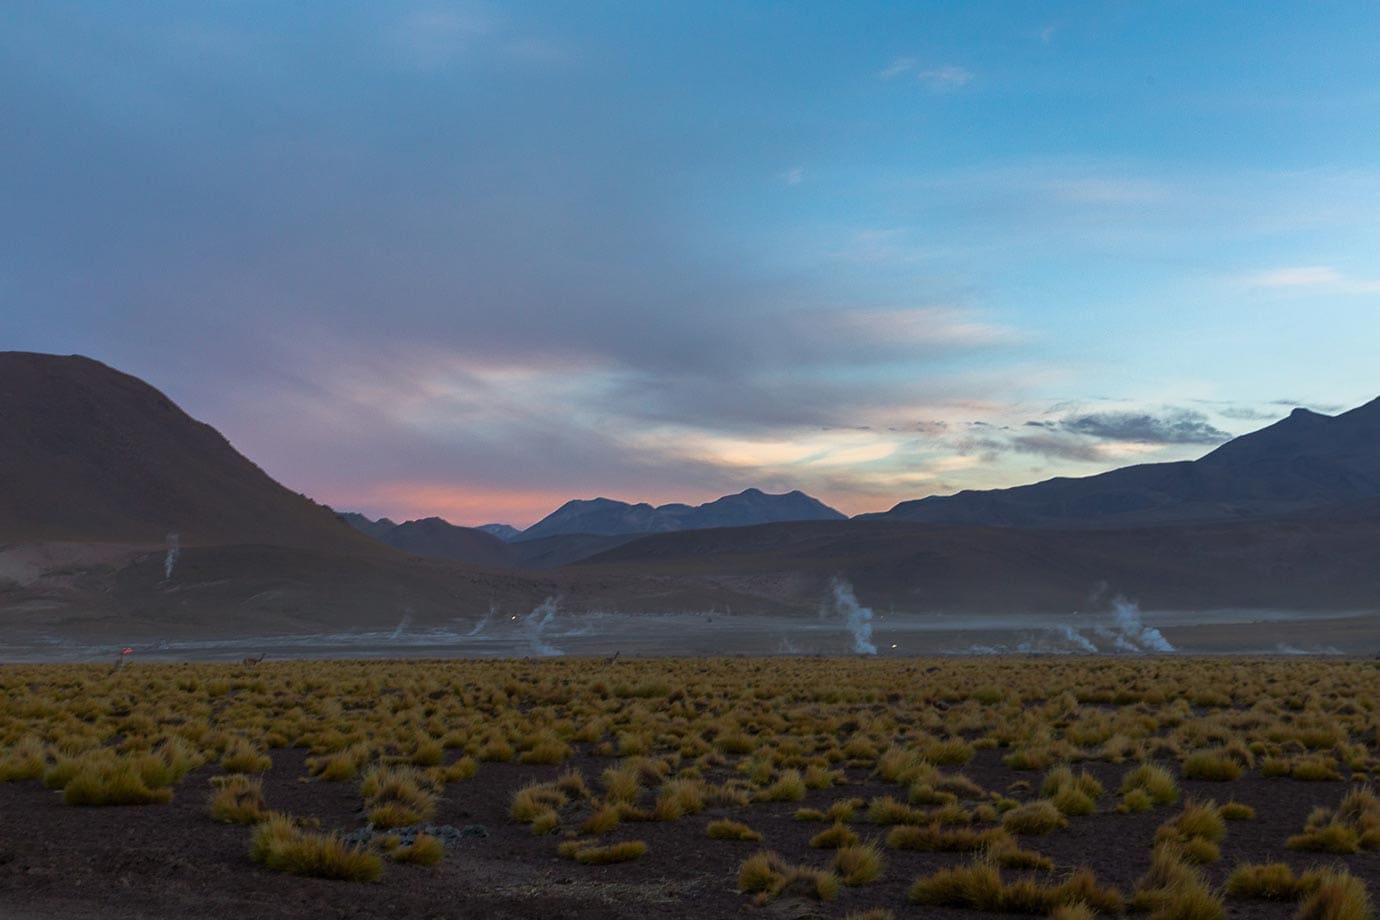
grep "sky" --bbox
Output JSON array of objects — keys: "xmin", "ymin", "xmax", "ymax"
[{"xmin": 4, "ymin": 2, "xmax": 1380, "ymax": 527}]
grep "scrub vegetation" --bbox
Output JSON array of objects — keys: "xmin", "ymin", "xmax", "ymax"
[{"xmin": 0, "ymin": 656, "xmax": 1377, "ymax": 914}]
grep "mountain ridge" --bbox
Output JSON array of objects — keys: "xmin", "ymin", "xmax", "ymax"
[{"xmin": 864, "ymin": 397, "xmax": 1380, "ymax": 528}]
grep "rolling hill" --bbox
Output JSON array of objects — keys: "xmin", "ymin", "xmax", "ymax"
[
  {"xmin": 866, "ymin": 399, "xmax": 1380, "ymax": 528},
  {"xmin": 0, "ymin": 352, "xmax": 378, "ymax": 552}
]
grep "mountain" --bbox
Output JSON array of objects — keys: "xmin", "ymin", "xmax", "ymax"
[
  {"xmin": 340, "ymin": 512, "xmax": 513, "ymax": 567},
  {"xmin": 477, "ymin": 523, "xmax": 523, "ymax": 542},
  {"xmin": 868, "ymin": 399, "xmax": 1380, "ymax": 528},
  {"xmin": 338, "ymin": 512, "xmax": 399, "ymax": 541},
  {"xmin": 0, "ymin": 352, "xmax": 379, "ymax": 552},
  {"xmin": 572, "ymin": 503, "xmax": 1380, "ymax": 614},
  {"xmin": 518, "ymin": 488, "xmax": 845, "ymax": 540}
]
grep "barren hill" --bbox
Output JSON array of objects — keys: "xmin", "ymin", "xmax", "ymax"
[
  {"xmin": 0, "ymin": 352, "xmax": 377, "ymax": 553},
  {"xmin": 867, "ymin": 398, "xmax": 1380, "ymax": 528}
]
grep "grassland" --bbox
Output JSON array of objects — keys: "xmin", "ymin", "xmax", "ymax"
[{"xmin": 0, "ymin": 656, "xmax": 1376, "ymax": 919}]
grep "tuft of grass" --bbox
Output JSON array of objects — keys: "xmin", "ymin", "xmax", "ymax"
[
  {"xmin": 510, "ymin": 782, "xmax": 566, "ymax": 821},
  {"xmin": 61, "ymin": 755, "xmax": 175, "ymax": 806},
  {"xmin": 362, "ymin": 766, "xmax": 439, "ymax": 829},
  {"xmin": 439, "ymin": 756, "xmax": 478, "ymax": 784},
  {"xmin": 706, "ymin": 819, "xmax": 762, "ymax": 841},
  {"xmin": 1218, "ymin": 801, "xmax": 1255, "ymax": 821},
  {"xmin": 1225, "ymin": 863, "xmax": 1298, "ymax": 900},
  {"xmin": 757, "ymin": 769, "xmax": 807, "ymax": 802},
  {"xmin": 208, "ymin": 774, "xmax": 267, "ymax": 824},
  {"xmin": 1294, "ymin": 869, "xmax": 1373, "ymax": 920},
  {"xmin": 833, "ymin": 843, "xmax": 884, "ymax": 886},
  {"xmin": 220, "ymin": 736, "xmax": 272, "ymax": 774},
  {"xmin": 908, "ymin": 861, "xmax": 1121, "ymax": 914},
  {"xmin": 249, "ymin": 813, "xmax": 382, "ymax": 882},
  {"xmin": 0, "ymin": 737, "xmax": 48, "ymax": 782},
  {"xmin": 809, "ymin": 822, "xmax": 860, "ymax": 849},
  {"xmin": 737, "ymin": 851, "xmax": 783, "ymax": 893},
  {"xmin": 1121, "ymin": 763, "xmax": 1180, "ymax": 807},
  {"xmin": 1001, "ymin": 800, "xmax": 1068, "ymax": 835},
  {"xmin": 581, "ymin": 802, "xmax": 622, "ymax": 835},
  {"xmin": 572, "ymin": 840, "xmax": 648, "ymax": 864},
  {"xmin": 1181, "ymin": 750, "xmax": 1243, "ymax": 782},
  {"xmin": 391, "ymin": 833, "xmax": 444, "ymax": 866},
  {"xmin": 886, "ymin": 822, "xmax": 1007, "ymax": 853}
]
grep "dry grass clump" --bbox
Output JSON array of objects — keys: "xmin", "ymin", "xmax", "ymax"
[
  {"xmin": 1288, "ymin": 786, "xmax": 1380, "ymax": 853},
  {"xmin": 1225, "ymin": 863, "xmax": 1301, "ymax": 900},
  {"xmin": 1042, "ymin": 765, "xmax": 1103, "ymax": 816},
  {"xmin": 736, "ymin": 850, "xmax": 840, "ymax": 904},
  {"xmin": 56, "ymin": 750, "xmax": 182, "ymax": 806},
  {"xmin": 1001, "ymin": 799, "xmax": 1068, "ymax": 835},
  {"xmin": 249, "ymin": 813, "xmax": 382, "ymax": 882},
  {"xmin": 1294, "ymin": 868, "xmax": 1373, "ymax": 920},
  {"xmin": 208, "ymin": 774, "xmax": 267, "ymax": 824},
  {"xmin": 306, "ymin": 743, "xmax": 371, "ymax": 782},
  {"xmin": 1218, "ymin": 801, "xmax": 1255, "ymax": 821},
  {"xmin": 756, "ymin": 769, "xmax": 807, "ymax": 802},
  {"xmin": 833, "ymin": 842, "xmax": 884, "ymax": 885},
  {"xmin": 391, "ymin": 834, "xmax": 444, "ymax": 866},
  {"xmin": 908, "ymin": 861, "xmax": 1122, "ymax": 915},
  {"xmin": 220, "ymin": 736, "xmax": 272, "ymax": 774},
  {"xmin": 362, "ymin": 766, "xmax": 439, "ymax": 829},
  {"xmin": 1181, "ymin": 749, "xmax": 1244, "ymax": 782},
  {"xmin": 886, "ymin": 822, "xmax": 1008, "ymax": 853},
  {"xmin": 866, "ymin": 795, "xmax": 929, "ymax": 826},
  {"xmin": 564, "ymin": 839, "xmax": 647, "ymax": 864},
  {"xmin": 809, "ymin": 822, "xmax": 860, "ymax": 849},
  {"xmin": 0, "ymin": 736, "xmax": 48, "ymax": 782},
  {"xmin": 1154, "ymin": 799, "xmax": 1227, "ymax": 864},
  {"xmin": 1133, "ymin": 845, "xmax": 1225, "ymax": 920},
  {"xmin": 1119, "ymin": 763, "xmax": 1180, "ymax": 812},
  {"xmin": 706, "ymin": 819, "xmax": 762, "ymax": 841}
]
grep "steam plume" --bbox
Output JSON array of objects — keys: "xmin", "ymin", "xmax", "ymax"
[
  {"xmin": 527, "ymin": 598, "xmax": 564, "ymax": 657},
  {"xmin": 1095, "ymin": 597, "xmax": 1174, "ymax": 652},
  {"xmin": 163, "ymin": 532, "xmax": 180, "ymax": 580},
  {"xmin": 831, "ymin": 579, "xmax": 877, "ymax": 655}
]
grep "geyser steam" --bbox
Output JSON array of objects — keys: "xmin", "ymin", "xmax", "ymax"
[
  {"xmin": 831, "ymin": 579, "xmax": 877, "ymax": 655},
  {"xmin": 1091, "ymin": 597, "xmax": 1175, "ymax": 653},
  {"xmin": 526, "ymin": 598, "xmax": 564, "ymax": 657},
  {"xmin": 163, "ymin": 532, "xmax": 180, "ymax": 580}
]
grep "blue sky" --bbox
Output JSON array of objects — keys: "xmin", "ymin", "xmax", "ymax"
[{"xmin": 4, "ymin": 2, "xmax": 1379, "ymax": 525}]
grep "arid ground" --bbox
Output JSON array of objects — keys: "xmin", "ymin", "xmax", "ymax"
[{"xmin": 1, "ymin": 657, "xmax": 1377, "ymax": 920}]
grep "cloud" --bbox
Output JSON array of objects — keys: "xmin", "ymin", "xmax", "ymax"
[
  {"xmin": 1218, "ymin": 406, "xmax": 1279, "ymax": 421},
  {"xmin": 918, "ymin": 65, "xmax": 973, "ymax": 92},
  {"xmin": 1245, "ymin": 265, "xmax": 1380, "ymax": 293},
  {"xmin": 1060, "ymin": 409, "xmax": 1231, "ymax": 445},
  {"xmin": 782, "ymin": 166, "xmax": 805, "ymax": 185},
  {"xmin": 1008, "ymin": 432, "xmax": 1105, "ymax": 462},
  {"xmin": 878, "ymin": 57, "xmax": 916, "ymax": 80}
]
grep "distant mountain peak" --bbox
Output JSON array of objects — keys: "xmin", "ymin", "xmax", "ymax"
[
  {"xmin": 871, "ymin": 395, "xmax": 1380, "ymax": 528},
  {"xmin": 518, "ymin": 488, "xmax": 845, "ymax": 540}
]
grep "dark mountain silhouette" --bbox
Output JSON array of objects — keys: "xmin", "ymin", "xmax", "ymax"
[
  {"xmin": 337, "ymin": 512, "xmax": 398, "ymax": 541},
  {"xmin": 518, "ymin": 488, "xmax": 845, "ymax": 540},
  {"xmin": 0, "ymin": 352, "xmax": 379, "ymax": 553},
  {"xmin": 477, "ymin": 523, "xmax": 523, "ymax": 542},
  {"xmin": 866, "ymin": 399, "xmax": 1380, "ymax": 528},
  {"xmin": 340, "ymin": 513, "xmax": 513, "ymax": 568}
]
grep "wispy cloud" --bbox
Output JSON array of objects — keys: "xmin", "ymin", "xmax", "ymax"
[
  {"xmin": 918, "ymin": 65, "xmax": 973, "ymax": 92},
  {"xmin": 1245, "ymin": 265, "xmax": 1380, "ymax": 293},
  {"xmin": 878, "ymin": 57, "xmax": 916, "ymax": 80},
  {"xmin": 1059, "ymin": 409, "xmax": 1231, "ymax": 445},
  {"xmin": 781, "ymin": 166, "xmax": 805, "ymax": 186},
  {"xmin": 825, "ymin": 307, "xmax": 1022, "ymax": 350}
]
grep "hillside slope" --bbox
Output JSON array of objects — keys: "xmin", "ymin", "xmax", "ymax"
[
  {"xmin": 869, "ymin": 399, "xmax": 1380, "ymax": 527},
  {"xmin": 0, "ymin": 352, "xmax": 378, "ymax": 552}
]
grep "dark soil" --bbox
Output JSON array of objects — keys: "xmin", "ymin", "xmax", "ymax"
[{"xmin": 1, "ymin": 743, "xmax": 1376, "ymax": 919}]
